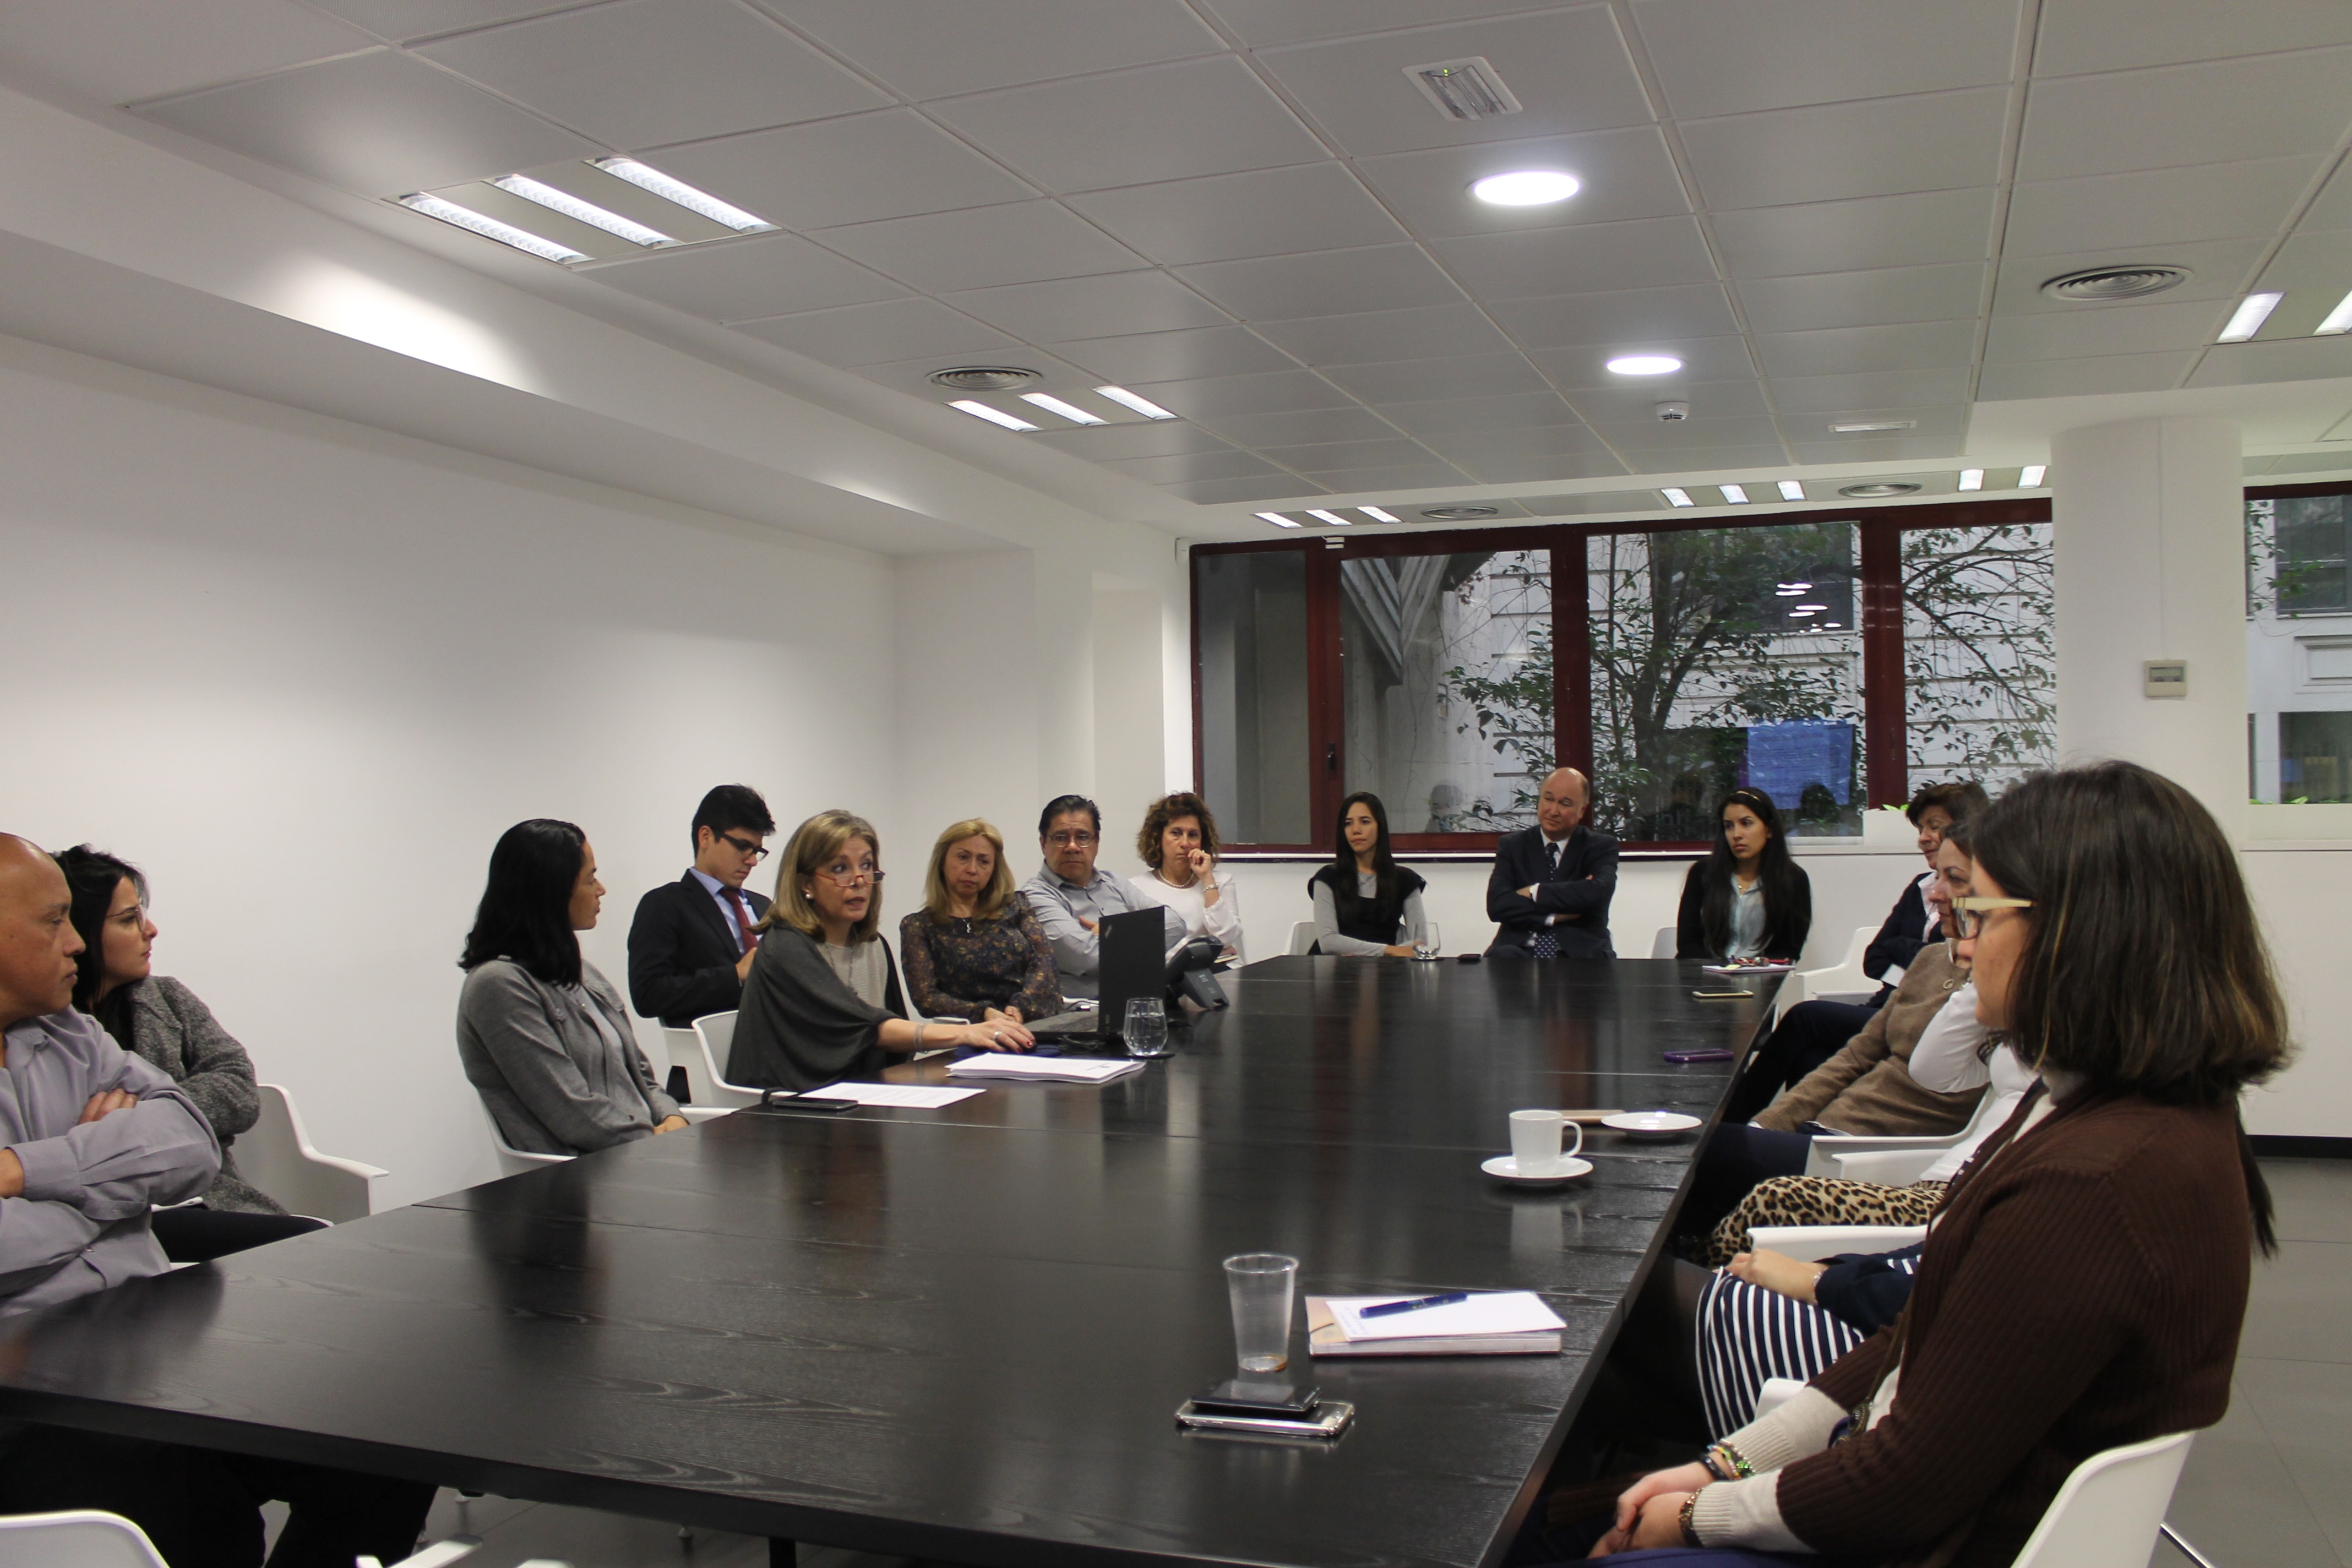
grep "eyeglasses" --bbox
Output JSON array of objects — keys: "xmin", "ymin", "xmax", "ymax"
[
  {"xmin": 1045, "ymin": 832, "xmax": 1098, "ymax": 848},
  {"xmin": 720, "ymin": 832, "xmax": 769, "ymax": 862},
  {"xmin": 812, "ymin": 867, "xmax": 884, "ymax": 888},
  {"xmin": 1948, "ymin": 896, "xmax": 2033, "ymax": 938}
]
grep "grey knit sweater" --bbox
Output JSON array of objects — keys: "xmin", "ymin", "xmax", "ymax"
[{"xmin": 96, "ymin": 975, "xmax": 284, "ymax": 1214}]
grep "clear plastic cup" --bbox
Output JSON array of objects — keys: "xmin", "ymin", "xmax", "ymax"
[
  {"xmin": 1414, "ymin": 920, "xmax": 1441, "ymax": 961},
  {"xmin": 1224, "ymin": 1253, "xmax": 1298, "ymax": 1373},
  {"xmin": 1123, "ymin": 996, "xmax": 1171, "ymax": 1058}
]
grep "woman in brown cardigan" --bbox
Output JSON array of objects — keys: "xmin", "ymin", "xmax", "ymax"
[{"xmin": 1583, "ymin": 760, "xmax": 2285, "ymax": 1565}]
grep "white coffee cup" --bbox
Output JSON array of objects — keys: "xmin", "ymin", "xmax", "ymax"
[{"xmin": 1508, "ymin": 1109, "xmax": 1582, "ymax": 1173}]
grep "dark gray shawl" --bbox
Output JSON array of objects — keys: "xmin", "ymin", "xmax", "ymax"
[{"xmin": 727, "ymin": 927, "xmax": 907, "ymax": 1092}]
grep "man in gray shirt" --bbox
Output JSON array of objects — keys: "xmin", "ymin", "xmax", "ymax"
[{"xmin": 1019, "ymin": 795, "xmax": 1183, "ymax": 1001}]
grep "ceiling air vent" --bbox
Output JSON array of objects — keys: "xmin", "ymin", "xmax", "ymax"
[
  {"xmin": 2040, "ymin": 265, "xmax": 2190, "ymax": 302},
  {"xmin": 928, "ymin": 366, "xmax": 1041, "ymax": 392},
  {"xmin": 1404, "ymin": 57, "xmax": 1522, "ymax": 121},
  {"xmin": 1422, "ymin": 505, "xmax": 1501, "ymax": 520},
  {"xmin": 1839, "ymin": 482, "xmax": 1923, "ymax": 499}
]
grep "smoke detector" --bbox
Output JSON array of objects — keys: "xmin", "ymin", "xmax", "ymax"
[
  {"xmin": 2039, "ymin": 266, "xmax": 2190, "ymax": 302},
  {"xmin": 1839, "ymin": 482, "xmax": 1923, "ymax": 499},
  {"xmin": 928, "ymin": 366, "xmax": 1041, "ymax": 392},
  {"xmin": 1422, "ymin": 505, "xmax": 1501, "ymax": 520},
  {"xmin": 1404, "ymin": 57, "xmax": 1522, "ymax": 121}
]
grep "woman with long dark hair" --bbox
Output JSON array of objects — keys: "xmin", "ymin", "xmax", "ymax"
[
  {"xmin": 1675, "ymin": 787, "xmax": 1811, "ymax": 964},
  {"xmin": 1571, "ymin": 762, "xmax": 2285, "ymax": 1563},
  {"xmin": 456, "ymin": 819, "xmax": 687, "ymax": 1155},
  {"xmin": 1307, "ymin": 792, "xmax": 1428, "ymax": 956}
]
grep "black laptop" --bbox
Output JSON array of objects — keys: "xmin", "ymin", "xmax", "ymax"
[{"xmin": 1028, "ymin": 908, "xmax": 1167, "ymax": 1047}]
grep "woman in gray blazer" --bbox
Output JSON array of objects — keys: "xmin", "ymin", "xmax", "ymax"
[{"xmin": 458, "ymin": 819, "xmax": 685, "ymax": 1156}]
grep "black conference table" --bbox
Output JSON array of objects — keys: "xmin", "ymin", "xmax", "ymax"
[{"xmin": 0, "ymin": 956, "xmax": 1776, "ymax": 1568}]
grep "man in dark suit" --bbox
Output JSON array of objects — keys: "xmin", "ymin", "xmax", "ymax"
[
  {"xmin": 627, "ymin": 784, "xmax": 778, "ymax": 1027},
  {"xmin": 1485, "ymin": 767, "xmax": 1618, "ymax": 959}
]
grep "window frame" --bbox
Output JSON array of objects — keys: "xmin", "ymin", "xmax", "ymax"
[{"xmin": 1190, "ymin": 497, "xmax": 2054, "ymax": 854}]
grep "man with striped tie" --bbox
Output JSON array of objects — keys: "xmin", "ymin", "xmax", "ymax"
[{"xmin": 1484, "ymin": 767, "xmax": 1619, "ymax": 960}]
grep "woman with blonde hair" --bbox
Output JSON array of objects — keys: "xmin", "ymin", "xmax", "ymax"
[
  {"xmin": 728, "ymin": 810, "xmax": 1032, "ymax": 1092},
  {"xmin": 1130, "ymin": 792, "xmax": 1244, "ymax": 963},
  {"xmin": 900, "ymin": 819, "xmax": 1062, "ymax": 1023}
]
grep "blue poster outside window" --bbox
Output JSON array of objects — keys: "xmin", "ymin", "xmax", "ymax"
[{"xmin": 1742, "ymin": 721, "xmax": 1853, "ymax": 812}]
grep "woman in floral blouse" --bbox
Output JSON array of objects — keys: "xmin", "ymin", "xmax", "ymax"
[{"xmin": 899, "ymin": 819, "xmax": 1063, "ymax": 1022}]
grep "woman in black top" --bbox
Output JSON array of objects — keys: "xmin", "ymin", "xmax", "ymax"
[
  {"xmin": 1307, "ymin": 793, "xmax": 1428, "ymax": 956},
  {"xmin": 1675, "ymin": 787, "xmax": 1812, "ymax": 963}
]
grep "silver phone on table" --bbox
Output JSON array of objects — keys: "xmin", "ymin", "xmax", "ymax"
[{"xmin": 1175, "ymin": 1398, "xmax": 1355, "ymax": 1438}]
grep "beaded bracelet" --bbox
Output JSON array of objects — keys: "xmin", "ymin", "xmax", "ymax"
[
  {"xmin": 1698, "ymin": 1451, "xmax": 1732, "ymax": 1483},
  {"xmin": 1678, "ymin": 1490, "xmax": 1703, "ymax": 1548},
  {"xmin": 1711, "ymin": 1441, "xmax": 1756, "ymax": 1479}
]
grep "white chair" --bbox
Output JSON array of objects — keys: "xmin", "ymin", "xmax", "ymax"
[
  {"xmin": 1802, "ymin": 1084, "xmax": 2002, "ymax": 1178},
  {"xmin": 234, "ymin": 1085, "xmax": 386, "ymax": 1222},
  {"xmin": 686, "ymin": 1011, "xmax": 763, "ymax": 1109},
  {"xmin": 1829, "ymin": 1146, "xmax": 1953, "ymax": 1184},
  {"xmin": 1746, "ymin": 1223, "xmax": 1927, "ymax": 1260},
  {"xmin": 658, "ymin": 1026, "xmax": 699, "ymax": 1080},
  {"xmin": 1288, "ymin": 920, "xmax": 1317, "ymax": 956},
  {"xmin": 1649, "ymin": 925, "xmax": 1677, "ymax": 960},
  {"xmin": 1776, "ymin": 925, "xmax": 1880, "ymax": 1010},
  {"xmin": 0, "ymin": 1511, "xmax": 480, "ymax": 1568},
  {"xmin": 477, "ymin": 1098, "xmax": 573, "ymax": 1177}
]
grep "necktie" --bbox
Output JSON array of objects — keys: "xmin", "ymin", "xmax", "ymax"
[
  {"xmin": 1530, "ymin": 840, "xmax": 1562, "ymax": 959},
  {"xmin": 727, "ymin": 889, "xmax": 760, "ymax": 955}
]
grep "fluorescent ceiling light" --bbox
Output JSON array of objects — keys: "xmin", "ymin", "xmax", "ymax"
[
  {"xmin": 1306, "ymin": 509, "xmax": 1353, "ymax": 526},
  {"xmin": 1255, "ymin": 511, "xmax": 1301, "ymax": 528},
  {"xmin": 592, "ymin": 159, "xmax": 772, "ymax": 232},
  {"xmin": 1822, "ymin": 620, "xmax": 1844, "ymax": 628},
  {"xmin": 491, "ymin": 175, "xmax": 672, "ymax": 247},
  {"xmin": 2018, "ymin": 464, "xmax": 2048, "ymax": 487},
  {"xmin": 2218, "ymin": 291, "xmax": 2283, "ymax": 342},
  {"xmin": 1608, "ymin": 355, "xmax": 1682, "ymax": 375},
  {"xmin": 1794, "ymin": 603, "xmax": 1827, "ymax": 612},
  {"xmin": 1359, "ymin": 505, "xmax": 1400, "ymax": 522},
  {"xmin": 949, "ymin": 399, "xmax": 1038, "ymax": 431},
  {"xmin": 1094, "ymin": 385, "xmax": 1176, "ymax": 419},
  {"xmin": 1788, "ymin": 609, "xmax": 1817, "ymax": 618},
  {"xmin": 1775, "ymin": 587, "xmax": 1805, "ymax": 597},
  {"xmin": 1830, "ymin": 419, "xmax": 1917, "ymax": 433},
  {"xmin": 1471, "ymin": 170, "xmax": 1580, "ymax": 206},
  {"xmin": 2315, "ymin": 288, "xmax": 2352, "ymax": 336},
  {"xmin": 1778, "ymin": 480, "xmax": 1805, "ymax": 501},
  {"xmin": 1019, "ymin": 392, "xmax": 1104, "ymax": 425},
  {"xmin": 1779, "ymin": 581, "xmax": 1812, "ymax": 590},
  {"xmin": 398, "ymin": 194, "xmax": 586, "ymax": 263},
  {"xmin": 1958, "ymin": 469, "xmax": 1984, "ymax": 491},
  {"xmin": 1661, "ymin": 487, "xmax": 1695, "ymax": 507},
  {"xmin": 1718, "ymin": 484, "xmax": 1749, "ymax": 504}
]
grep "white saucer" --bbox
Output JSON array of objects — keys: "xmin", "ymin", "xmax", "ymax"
[
  {"xmin": 1602, "ymin": 1112, "xmax": 1702, "ymax": 1140},
  {"xmin": 1483, "ymin": 1154, "xmax": 1593, "ymax": 1186}
]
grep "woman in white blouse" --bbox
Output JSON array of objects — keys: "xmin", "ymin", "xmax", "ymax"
[{"xmin": 1130, "ymin": 792, "xmax": 1244, "ymax": 964}]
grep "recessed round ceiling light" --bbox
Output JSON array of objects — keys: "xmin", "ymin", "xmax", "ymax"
[
  {"xmin": 1422, "ymin": 505, "xmax": 1501, "ymax": 521},
  {"xmin": 2039, "ymin": 265, "xmax": 2190, "ymax": 302},
  {"xmin": 1471, "ymin": 170, "xmax": 1581, "ymax": 206},
  {"xmin": 928, "ymin": 366, "xmax": 1041, "ymax": 391},
  {"xmin": 1606, "ymin": 355, "xmax": 1683, "ymax": 375},
  {"xmin": 1839, "ymin": 481, "xmax": 1923, "ymax": 499}
]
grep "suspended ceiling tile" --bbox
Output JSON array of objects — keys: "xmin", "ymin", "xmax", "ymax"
[
  {"xmin": 1319, "ymin": 351, "xmax": 1550, "ymax": 402},
  {"xmin": 1983, "ymin": 297, "xmax": 2230, "ymax": 362},
  {"xmin": 135, "ymin": 48, "xmax": 600, "ymax": 195},
  {"xmin": 2257, "ymin": 450, "xmax": 2352, "ymax": 476},
  {"xmin": 1680, "ymin": 89, "xmax": 2009, "ymax": 211},
  {"xmin": 1784, "ymin": 433, "xmax": 1962, "ymax": 463},
  {"xmin": 1753, "ymin": 318, "xmax": 1979, "ymax": 377},
  {"xmin": 726, "ymin": 296, "xmax": 1020, "ymax": 366},
  {"xmin": 585, "ymin": 232, "xmax": 908, "ymax": 320},
  {"xmin": 413, "ymin": 0, "xmax": 883, "ymax": 149},
  {"xmin": 1063, "ymin": 162, "xmax": 1408, "ymax": 267},
  {"xmin": 1975, "ymin": 351, "xmax": 2192, "ymax": 399},
  {"xmin": 1737, "ymin": 263, "xmax": 1986, "ymax": 334},
  {"xmin": 945, "ymin": 269, "xmax": 1231, "ymax": 340},
  {"xmin": 1048, "ymin": 325, "xmax": 1298, "ymax": 384},
  {"xmin": 1561, "ymin": 377, "xmax": 1770, "ymax": 421},
  {"xmin": 1591, "ymin": 413, "xmax": 1783, "ymax": 454},
  {"xmin": 2034, "ymin": 0, "xmax": 2352, "ymax": 76},
  {"xmin": 1709, "ymin": 188, "xmax": 1996, "ymax": 279},
  {"xmin": 1763, "ymin": 366, "xmax": 1974, "ymax": 412},
  {"xmin": 1631, "ymin": 0, "xmax": 2020, "ymax": 118},
  {"xmin": 1432, "ymin": 215, "xmax": 1719, "ymax": 298},
  {"xmin": 1193, "ymin": 405, "xmax": 1411, "ymax": 449},
  {"xmin": 2259, "ymin": 231, "xmax": 2352, "ymax": 293},
  {"xmin": 4, "ymin": 0, "xmax": 375, "ymax": 105},
  {"xmin": 1419, "ymin": 423, "xmax": 1613, "ymax": 462},
  {"xmin": 1484, "ymin": 282, "xmax": 1736, "ymax": 349},
  {"xmin": 1177, "ymin": 244, "xmax": 1466, "ymax": 323},
  {"xmin": 845, "ymin": 348, "xmax": 1094, "ymax": 399},
  {"xmin": 1255, "ymin": 8, "xmax": 1654, "ymax": 159},
  {"xmin": 2301, "ymin": 162, "xmax": 2352, "ymax": 233},
  {"xmin": 1451, "ymin": 451, "xmax": 1633, "ymax": 484},
  {"xmin": 1789, "ymin": 406, "xmax": 1966, "ymax": 442},
  {"xmin": 1522, "ymin": 489, "xmax": 1668, "ymax": 515},
  {"xmin": 1531, "ymin": 335, "xmax": 1757, "ymax": 389},
  {"xmin": 1602, "ymin": 443, "xmax": 1790, "ymax": 474},
  {"xmin": 1096, "ymin": 448, "xmax": 1286, "ymax": 485},
  {"xmin": 928, "ymin": 56, "xmax": 1325, "ymax": 194},
  {"xmin": 1353, "ymin": 126, "xmax": 1691, "ymax": 238},
  {"xmin": 808, "ymin": 202, "xmax": 1146, "ymax": 293},
  {"xmin": 2187, "ymin": 337, "xmax": 2352, "ymax": 389},
  {"xmin": 1251, "ymin": 302, "xmax": 1513, "ymax": 367},
  {"xmin": 304, "ymin": 0, "xmax": 590, "ymax": 41},
  {"xmin": 2004, "ymin": 158, "xmax": 2324, "ymax": 257},
  {"xmin": 1163, "ymin": 475, "xmax": 1332, "ymax": 504},
  {"xmin": 761, "ymin": 0, "xmax": 1222, "ymax": 99},
  {"xmin": 1254, "ymin": 436, "xmax": 1444, "ymax": 473},
  {"xmin": 1123, "ymin": 369, "xmax": 1357, "ymax": 419},
  {"xmin": 651, "ymin": 110, "xmax": 1036, "ymax": 231},
  {"xmin": 1988, "ymin": 237, "xmax": 2265, "ymax": 314},
  {"xmin": 1026, "ymin": 421, "xmax": 1234, "ymax": 459},
  {"xmin": 2017, "ymin": 49, "xmax": 2352, "ymax": 183},
  {"xmin": 1197, "ymin": 0, "xmax": 1585, "ymax": 50},
  {"xmin": 1290, "ymin": 461, "xmax": 1476, "ymax": 490},
  {"xmin": 1370, "ymin": 390, "xmax": 1586, "ymax": 436}
]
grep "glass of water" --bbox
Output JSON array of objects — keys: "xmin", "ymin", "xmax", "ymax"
[
  {"xmin": 1224, "ymin": 1253, "xmax": 1298, "ymax": 1373},
  {"xmin": 1122, "ymin": 996, "xmax": 1171, "ymax": 1058},
  {"xmin": 1414, "ymin": 920, "xmax": 1441, "ymax": 961}
]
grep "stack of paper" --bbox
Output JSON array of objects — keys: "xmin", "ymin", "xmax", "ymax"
[
  {"xmin": 945, "ymin": 1054, "xmax": 1144, "ymax": 1086},
  {"xmin": 1306, "ymin": 1292, "xmax": 1566, "ymax": 1357},
  {"xmin": 796, "ymin": 1084, "xmax": 983, "ymax": 1108}
]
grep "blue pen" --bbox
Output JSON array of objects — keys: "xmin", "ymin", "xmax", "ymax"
[{"xmin": 1360, "ymin": 1291, "xmax": 1471, "ymax": 1319}]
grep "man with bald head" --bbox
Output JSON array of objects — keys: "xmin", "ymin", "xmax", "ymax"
[{"xmin": 1484, "ymin": 767, "xmax": 1619, "ymax": 960}]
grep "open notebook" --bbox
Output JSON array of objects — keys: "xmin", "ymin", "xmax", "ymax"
[{"xmin": 1306, "ymin": 1292, "xmax": 1565, "ymax": 1357}]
